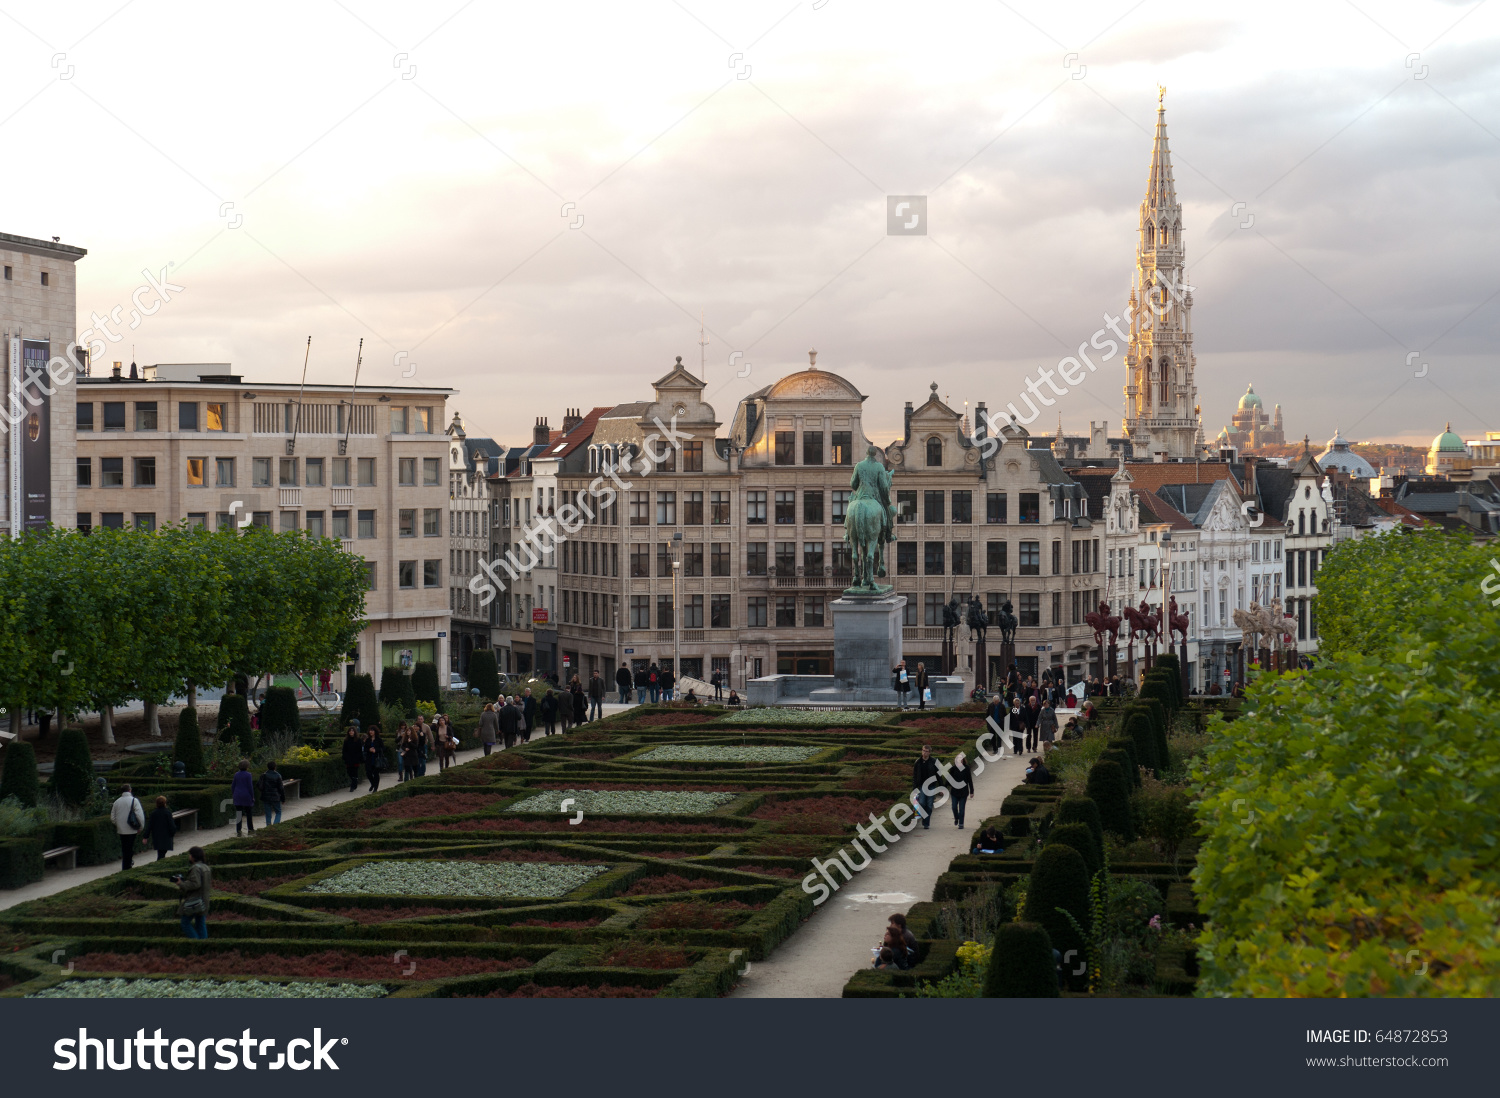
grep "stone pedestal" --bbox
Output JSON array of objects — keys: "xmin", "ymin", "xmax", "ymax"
[
  {"xmin": 831, "ymin": 592, "xmax": 905, "ymax": 693},
  {"xmin": 940, "ymin": 635, "xmax": 954, "ymax": 676},
  {"xmin": 974, "ymin": 636, "xmax": 988, "ymax": 692},
  {"xmin": 999, "ymin": 641, "xmax": 1016, "ymax": 683}
]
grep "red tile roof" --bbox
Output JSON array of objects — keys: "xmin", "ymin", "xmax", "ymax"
[{"xmin": 1120, "ymin": 460, "xmax": 1243, "ymax": 495}]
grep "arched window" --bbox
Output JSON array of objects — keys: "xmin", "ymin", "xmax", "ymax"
[
  {"xmin": 926, "ymin": 437, "xmax": 943, "ymax": 467},
  {"xmin": 1158, "ymin": 357, "xmax": 1171, "ymax": 405},
  {"xmin": 1172, "ymin": 219, "xmax": 1181, "ymax": 243},
  {"xmin": 1144, "ymin": 222, "xmax": 1155, "ymax": 247},
  {"xmin": 1298, "ymin": 510, "xmax": 1306, "ymax": 536},
  {"xmin": 1160, "ymin": 219, "xmax": 1169, "ymax": 244}
]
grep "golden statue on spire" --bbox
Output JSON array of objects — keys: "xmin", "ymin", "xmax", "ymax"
[{"xmin": 1157, "ymin": 85, "xmax": 1166, "ymax": 108}]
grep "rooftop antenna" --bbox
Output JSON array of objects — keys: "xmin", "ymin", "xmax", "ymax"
[
  {"xmin": 339, "ymin": 337, "xmax": 363, "ymax": 456},
  {"xmin": 697, "ymin": 311, "xmax": 709, "ymax": 379},
  {"xmin": 288, "ymin": 335, "xmax": 311, "ymax": 456}
]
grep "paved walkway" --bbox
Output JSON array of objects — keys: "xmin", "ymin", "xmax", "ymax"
[
  {"xmin": 731, "ymin": 746, "xmax": 1029, "ymax": 999},
  {"xmin": 0, "ymin": 701, "xmax": 640, "ymax": 913}
]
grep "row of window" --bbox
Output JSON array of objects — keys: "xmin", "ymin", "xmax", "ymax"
[
  {"xmin": 628, "ymin": 490, "xmax": 734, "ymax": 526},
  {"xmin": 76, "ymin": 455, "xmax": 442, "ymax": 489},
  {"xmin": 3, "ymin": 265, "xmax": 49, "ymax": 284},
  {"xmin": 1287, "ymin": 548, "xmax": 1322, "ymax": 589},
  {"xmin": 80, "ymin": 509, "xmax": 375, "ymax": 539},
  {"xmin": 771, "ymin": 430, "xmax": 855, "ymax": 466},
  {"xmin": 614, "ymin": 589, "xmax": 1103, "ymax": 630},
  {"xmin": 76, "ymin": 401, "xmax": 436, "ymax": 434}
]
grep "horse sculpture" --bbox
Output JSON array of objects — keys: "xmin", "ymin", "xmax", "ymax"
[
  {"xmin": 1167, "ymin": 595, "xmax": 1190, "ymax": 646},
  {"xmin": 966, "ymin": 595, "xmax": 988, "ymax": 642},
  {"xmin": 942, "ymin": 595, "xmax": 962, "ymax": 646},
  {"xmin": 996, "ymin": 598, "xmax": 1018, "ymax": 645},
  {"xmin": 842, "ymin": 445, "xmax": 895, "ymax": 592}
]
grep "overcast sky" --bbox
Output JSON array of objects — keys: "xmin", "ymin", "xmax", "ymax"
[{"xmin": 3, "ymin": 0, "xmax": 1496, "ymax": 450}]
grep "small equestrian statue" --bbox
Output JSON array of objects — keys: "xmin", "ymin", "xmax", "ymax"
[
  {"xmin": 996, "ymin": 598, "xmax": 1018, "ymax": 645},
  {"xmin": 842, "ymin": 445, "xmax": 895, "ymax": 593},
  {"xmin": 965, "ymin": 594, "xmax": 988, "ymax": 642},
  {"xmin": 942, "ymin": 595, "xmax": 962, "ymax": 647}
]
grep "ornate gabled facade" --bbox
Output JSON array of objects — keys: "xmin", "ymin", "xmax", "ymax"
[{"xmin": 1123, "ymin": 94, "xmax": 1202, "ymax": 460}]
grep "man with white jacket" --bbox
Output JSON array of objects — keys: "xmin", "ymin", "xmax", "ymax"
[{"xmin": 109, "ymin": 783, "xmax": 145, "ymax": 871}]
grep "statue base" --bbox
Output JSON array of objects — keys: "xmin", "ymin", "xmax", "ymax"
[
  {"xmin": 841, "ymin": 583, "xmax": 893, "ymax": 599},
  {"xmin": 830, "ymin": 592, "xmax": 906, "ymax": 693},
  {"xmin": 999, "ymin": 641, "xmax": 1016, "ymax": 685},
  {"xmin": 974, "ymin": 636, "xmax": 988, "ymax": 692}
]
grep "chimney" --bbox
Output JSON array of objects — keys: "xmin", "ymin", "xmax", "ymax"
[
  {"xmin": 110, "ymin": 361, "xmax": 122, "ymax": 381},
  {"xmin": 903, "ymin": 401, "xmax": 913, "ymax": 443},
  {"xmin": 142, "ymin": 363, "xmax": 157, "ymax": 381},
  {"xmin": 1242, "ymin": 454, "xmax": 1257, "ymax": 498},
  {"xmin": 561, "ymin": 407, "xmax": 583, "ymax": 434},
  {"xmin": 533, "ymin": 417, "xmax": 551, "ymax": 447},
  {"xmin": 1154, "ymin": 450, "xmax": 1168, "ymax": 463},
  {"xmin": 974, "ymin": 401, "xmax": 988, "ymax": 441}
]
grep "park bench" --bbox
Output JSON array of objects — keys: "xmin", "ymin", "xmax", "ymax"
[
  {"xmin": 42, "ymin": 845, "xmax": 79, "ymax": 871},
  {"xmin": 171, "ymin": 808, "xmax": 199, "ymax": 833},
  {"xmin": 281, "ymin": 778, "xmax": 301, "ymax": 803}
]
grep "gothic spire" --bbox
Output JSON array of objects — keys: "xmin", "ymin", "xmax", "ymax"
[{"xmin": 1144, "ymin": 88, "xmax": 1177, "ymax": 215}]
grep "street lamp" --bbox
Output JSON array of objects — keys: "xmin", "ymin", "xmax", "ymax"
[{"xmin": 672, "ymin": 530, "xmax": 683, "ymax": 691}]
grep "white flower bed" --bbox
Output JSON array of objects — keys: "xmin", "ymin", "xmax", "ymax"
[
  {"xmin": 719, "ymin": 707, "xmax": 886, "ymax": 725},
  {"xmin": 506, "ymin": 789, "xmax": 737, "ymax": 815},
  {"xmin": 305, "ymin": 860, "xmax": 609, "ymax": 898},
  {"xmin": 637, "ymin": 745, "xmax": 820, "ymax": 763},
  {"xmin": 33, "ymin": 978, "xmax": 387, "ymax": 999}
]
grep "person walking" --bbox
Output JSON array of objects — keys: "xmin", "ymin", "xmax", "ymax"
[
  {"xmin": 658, "ymin": 665, "xmax": 675, "ymax": 703},
  {"xmin": 259, "ymin": 761, "xmax": 286, "ymax": 826},
  {"xmin": 342, "ymin": 724, "xmax": 364, "ymax": 793},
  {"xmin": 915, "ymin": 662, "xmax": 930, "ymax": 711},
  {"xmin": 393, "ymin": 722, "xmax": 409, "ymax": 783},
  {"xmin": 615, "ymin": 664, "xmax": 632, "ymax": 704},
  {"xmin": 499, "ymin": 696, "xmax": 521, "ymax": 749},
  {"xmin": 415, "ymin": 716, "xmax": 432, "ymax": 777},
  {"xmin": 892, "ymin": 661, "xmax": 911, "ymax": 709},
  {"xmin": 110, "ymin": 783, "xmax": 146, "ymax": 870},
  {"xmin": 1024, "ymin": 695, "xmax": 1042, "ymax": 753},
  {"xmin": 401, "ymin": 727, "xmax": 423, "ymax": 782},
  {"xmin": 436, "ymin": 718, "xmax": 456, "ymax": 771},
  {"xmin": 647, "ymin": 663, "xmax": 660, "ymax": 703},
  {"xmin": 146, "ymin": 795, "xmax": 177, "ymax": 861},
  {"xmin": 588, "ymin": 671, "xmax": 605, "ymax": 721},
  {"xmin": 1006, "ymin": 701, "xmax": 1025, "ymax": 756},
  {"xmin": 229, "ymin": 761, "xmax": 256, "ymax": 836},
  {"xmin": 522, "ymin": 689, "xmax": 537, "ymax": 743},
  {"xmin": 911, "ymin": 744, "xmax": 939, "ymax": 830},
  {"xmin": 633, "ymin": 664, "xmax": 649, "ymax": 704},
  {"xmin": 711, "ymin": 668, "xmax": 724, "ymax": 702},
  {"xmin": 947, "ymin": 752, "xmax": 975, "ymax": 829},
  {"xmin": 363, "ymin": 726, "xmax": 383, "ymax": 793},
  {"xmin": 1038, "ymin": 700, "xmax": 1059, "ymax": 756},
  {"xmin": 540, "ymin": 688, "xmax": 558, "ymax": 736},
  {"xmin": 174, "ymin": 846, "xmax": 211, "ymax": 939},
  {"xmin": 570, "ymin": 678, "xmax": 587, "ymax": 727},
  {"xmin": 477, "ymin": 702, "xmax": 499, "ymax": 756}
]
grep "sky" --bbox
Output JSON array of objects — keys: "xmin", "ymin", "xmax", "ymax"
[{"xmin": 2, "ymin": 0, "xmax": 1497, "ymax": 451}]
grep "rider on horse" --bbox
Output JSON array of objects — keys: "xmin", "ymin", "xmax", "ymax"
[{"xmin": 844, "ymin": 445, "xmax": 896, "ymax": 589}]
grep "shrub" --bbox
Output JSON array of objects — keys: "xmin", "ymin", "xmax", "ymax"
[
  {"xmin": 1104, "ymin": 738, "xmax": 1141, "ymax": 788},
  {"xmin": 340, "ymin": 674, "xmax": 381, "ymax": 732},
  {"xmin": 983, "ymin": 921, "xmax": 1059, "ymax": 998},
  {"xmin": 1135, "ymin": 776, "xmax": 1195, "ymax": 863},
  {"xmin": 217, "ymin": 693, "xmax": 253, "ymax": 755},
  {"xmin": 51, "ymin": 728, "xmax": 95, "ymax": 806},
  {"xmin": 1056, "ymin": 796, "xmax": 1104, "ymax": 859},
  {"xmin": 411, "ymin": 661, "xmax": 441, "ymax": 707},
  {"xmin": 0, "ymin": 795, "xmax": 48, "ymax": 837},
  {"xmin": 1024, "ymin": 844, "xmax": 1090, "ymax": 987},
  {"xmin": 467, "ymin": 649, "xmax": 501, "ymax": 701},
  {"xmin": 260, "ymin": 686, "xmax": 300, "ymax": 737},
  {"xmin": 1085, "ymin": 760, "xmax": 1134, "ymax": 840},
  {"xmin": 1046, "ymin": 821, "xmax": 1101, "ymax": 877},
  {"xmin": 0, "ymin": 741, "xmax": 40, "ymax": 807},
  {"xmin": 1141, "ymin": 669, "xmax": 1178, "ymax": 714},
  {"xmin": 379, "ymin": 667, "xmax": 416, "ymax": 716},
  {"xmin": 173, "ymin": 708, "xmax": 205, "ymax": 776},
  {"xmin": 1121, "ymin": 711, "xmax": 1159, "ymax": 774}
]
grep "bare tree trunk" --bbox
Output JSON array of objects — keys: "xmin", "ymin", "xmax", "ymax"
[
  {"xmin": 145, "ymin": 699, "xmax": 161, "ymax": 737},
  {"xmin": 101, "ymin": 706, "xmax": 116, "ymax": 745}
]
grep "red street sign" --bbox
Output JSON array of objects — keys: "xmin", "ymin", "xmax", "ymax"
[{"xmin": 532, "ymin": 608, "xmax": 549, "ymax": 624}]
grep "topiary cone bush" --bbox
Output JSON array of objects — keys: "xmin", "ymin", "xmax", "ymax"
[
  {"xmin": 1105, "ymin": 737, "xmax": 1141, "ymax": 788},
  {"xmin": 1025, "ymin": 843, "xmax": 1091, "ymax": 989},
  {"xmin": 260, "ymin": 686, "xmax": 300, "ymax": 737},
  {"xmin": 0, "ymin": 741, "xmax": 41, "ymax": 807},
  {"xmin": 217, "ymin": 692, "xmax": 255, "ymax": 758},
  {"xmin": 51, "ymin": 727, "xmax": 95, "ymax": 806},
  {"xmin": 1046, "ymin": 821, "xmax": 1101, "ymax": 877},
  {"xmin": 467, "ymin": 649, "xmax": 501, "ymax": 701},
  {"xmin": 340, "ymin": 673, "xmax": 381, "ymax": 732},
  {"xmin": 1123, "ymin": 710, "xmax": 1160, "ymax": 773},
  {"xmin": 174, "ymin": 707, "xmax": 205, "ymax": 776},
  {"xmin": 1086, "ymin": 759, "xmax": 1135, "ymax": 840},
  {"xmin": 1142, "ymin": 695, "xmax": 1171, "ymax": 769},
  {"xmin": 1056, "ymin": 796, "xmax": 1104, "ymax": 859},
  {"xmin": 411, "ymin": 661, "xmax": 441, "ymax": 707},
  {"xmin": 983, "ymin": 921, "xmax": 1059, "ymax": 998}
]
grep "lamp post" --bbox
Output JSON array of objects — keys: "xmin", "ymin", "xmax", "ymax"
[{"xmin": 672, "ymin": 559, "xmax": 682, "ymax": 691}]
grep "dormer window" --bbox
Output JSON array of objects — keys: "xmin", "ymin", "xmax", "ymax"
[{"xmin": 926, "ymin": 437, "xmax": 942, "ymax": 466}]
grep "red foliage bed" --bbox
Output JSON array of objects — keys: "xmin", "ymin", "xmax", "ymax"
[
  {"xmin": 637, "ymin": 900, "xmax": 760, "ymax": 930},
  {"xmin": 211, "ymin": 874, "xmax": 306, "ymax": 896},
  {"xmin": 751, "ymin": 796, "xmax": 891, "ymax": 824},
  {"xmin": 600, "ymin": 943, "xmax": 689, "ymax": 969},
  {"xmin": 416, "ymin": 818, "xmax": 738, "ymax": 835},
  {"xmin": 626, "ymin": 711, "xmax": 721, "ymax": 727},
  {"xmin": 71, "ymin": 948, "xmax": 532, "ymax": 981},
  {"xmin": 363, "ymin": 792, "xmax": 501, "ymax": 819},
  {"xmin": 623, "ymin": 873, "xmax": 726, "ymax": 896},
  {"xmin": 325, "ymin": 906, "xmax": 488, "ymax": 924},
  {"xmin": 477, "ymin": 982, "xmax": 658, "ymax": 998}
]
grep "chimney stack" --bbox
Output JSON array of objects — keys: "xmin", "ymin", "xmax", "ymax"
[
  {"xmin": 111, "ymin": 361, "xmax": 122, "ymax": 380},
  {"xmin": 533, "ymin": 417, "xmax": 551, "ymax": 447},
  {"xmin": 903, "ymin": 401, "xmax": 913, "ymax": 443},
  {"xmin": 561, "ymin": 407, "xmax": 583, "ymax": 434},
  {"xmin": 974, "ymin": 401, "xmax": 988, "ymax": 441}
]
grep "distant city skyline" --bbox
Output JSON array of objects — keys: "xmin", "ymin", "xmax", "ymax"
[{"xmin": 4, "ymin": 1, "xmax": 1495, "ymax": 450}]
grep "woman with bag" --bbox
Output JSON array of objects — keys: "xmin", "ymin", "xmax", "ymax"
[
  {"xmin": 174, "ymin": 846, "xmax": 211, "ymax": 939},
  {"xmin": 891, "ymin": 661, "xmax": 911, "ymax": 709},
  {"xmin": 363, "ymin": 726, "xmax": 384, "ymax": 793},
  {"xmin": 915, "ymin": 662, "xmax": 930, "ymax": 711},
  {"xmin": 342, "ymin": 724, "xmax": 364, "ymax": 793},
  {"xmin": 230, "ymin": 761, "xmax": 256, "ymax": 836},
  {"xmin": 947, "ymin": 752, "xmax": 975, "ymax": 829}
]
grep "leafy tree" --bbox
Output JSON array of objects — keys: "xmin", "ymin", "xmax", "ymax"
[
  {"xmin": 51, "ymin": 727, "xmax": 94, "ymax": 806},
  {"xmin": 341, "ymin": 674, "xmax": 381, "ymax": 732},
  {"xmin": 0, "ymin": 741, "xmax": 40, "ymax": 807},
  {"xmin": 411, "ymin": 661, "xmax": 441, "ymax": 707},
  {"xmin": 467, "ymin": 649, "xmax": 500, "ymax": 701},
  {"xmin": 217, "ymin": 693, "xmax": 253, "ymax": 756},
  {"xmin": 984, "ymin": 922, "xmax": 1058, "ymax": 998},
  {"xmin": 174, "ymin": 707, "xmax": 205, "ymax": 776},
  {"xmin": 1195, "ymin": 530, "xmax": 1500, "ymax": 995},
  {"xmin": 260, "ymin": 686, "xmax": 301, "ymax": 737}
]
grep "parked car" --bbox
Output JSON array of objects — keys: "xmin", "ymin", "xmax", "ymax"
[{"xmin": 449, "ymin": 673, "xmax": 468, "ymax": 692}]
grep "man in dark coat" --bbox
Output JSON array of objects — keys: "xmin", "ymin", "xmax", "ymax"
[
  {"xmin": 1024, "ymin": 695, "xmax": 1042, "ymax": 752},
  {"xmin": 911, "ymin": 744, "xmax": 939, "ymax": 831},
  {"xmin": 521, "ymin": 689, "xmax": 537, "ymax": 743},
  {"xmin": 615, "ymin": 664, "xmax": 632, "ymax": 703},
  {"xmin": 342, "ymin": 726, "xmax": 364, "ymax": 793},
  {"xmin": 498, "ymin": 696, "xmax": 521, "ymax": 749}
]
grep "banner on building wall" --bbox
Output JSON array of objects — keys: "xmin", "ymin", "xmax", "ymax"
[{"xmin": 20, "ymin": 339, "xmax": 50, "ymax": 532}]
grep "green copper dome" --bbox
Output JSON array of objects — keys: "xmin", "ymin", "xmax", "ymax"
[
  {"xmin": 1237, "ymin": 384, "xmax": 1262, "ymax": 411},
  {"xmin": 1431, "ymin": 422, "xmax": 1466, "ymax": 453}
]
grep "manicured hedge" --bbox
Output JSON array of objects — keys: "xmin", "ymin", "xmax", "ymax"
[
  {"xmin": 0, "ymin": 837, "xmax": 43, "ymax": 889},
  {"xmin": 0, "ymin": 741, "xmax": 40, "ymax": 807}
]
